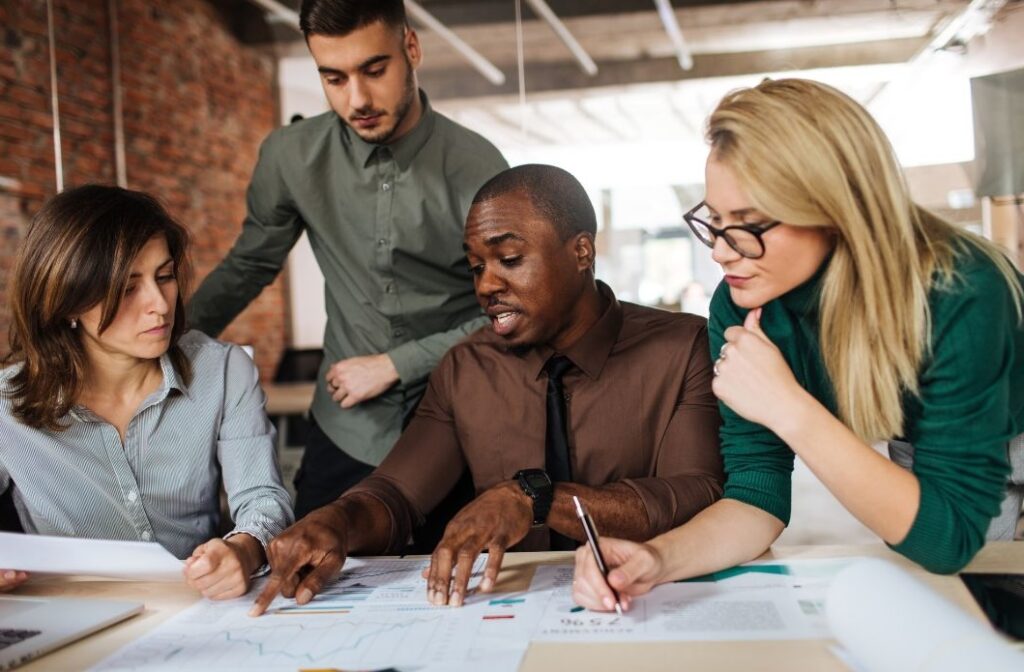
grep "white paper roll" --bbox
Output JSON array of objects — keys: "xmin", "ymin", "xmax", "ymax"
[{"xmin": 826, "ymin": 558, "xmax": 1024, "ymax": 672}]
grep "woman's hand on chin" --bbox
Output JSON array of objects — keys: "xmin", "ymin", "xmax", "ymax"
[{"xmin": 713, "ymin": 307, "xmax": 810, "ymax": 432}]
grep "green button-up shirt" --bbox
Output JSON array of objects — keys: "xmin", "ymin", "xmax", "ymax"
[{"xmin": 189, "ymin": 92, "xmax": 508, "ymax": 465}]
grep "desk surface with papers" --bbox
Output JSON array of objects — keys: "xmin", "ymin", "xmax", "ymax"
[{"xmin": 15, "ymin": 543, "xmax": 1023, "ymax": 672}]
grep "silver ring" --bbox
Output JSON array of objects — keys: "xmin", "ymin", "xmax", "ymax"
[
  {"xmin": 719, "ymin": 343, "xmax": 729, "ymax": 359},
  {"xmin": 713, "ymin": 358, "xmax": 722, "ymax": 377}
]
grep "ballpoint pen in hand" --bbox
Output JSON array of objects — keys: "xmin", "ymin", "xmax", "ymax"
[{"xmin": 572, "ymin": 495, "xmax": 624, "ymax": 616}]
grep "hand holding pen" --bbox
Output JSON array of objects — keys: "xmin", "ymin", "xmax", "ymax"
[
  {"xmin": 570, "ymin": 496, "xmax": 665, "ymax": 613},
  {"xmin": 572, "ymin": 495, "xmax": 624, "ymax": 615}
]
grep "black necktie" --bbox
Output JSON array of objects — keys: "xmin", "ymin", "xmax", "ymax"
[
  {"xmin": 544, "ymin": 355, "xmax": 577, "ymax": 550},
  {"xmin": 544, "ymin": 355, "xmax": 575, "ymax": 483}
]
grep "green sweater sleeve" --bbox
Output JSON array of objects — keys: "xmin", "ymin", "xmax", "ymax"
[
  {"xmin": 188, "ymin": 130, "xmax": 304, "ymax": 337},
  {"xmin": 889, "ymin": 258, "xmax": 1016, "ymax": 573},
  {"xmin": 709, "ymin": 284, "xmax": 795, "ymax": 525}
]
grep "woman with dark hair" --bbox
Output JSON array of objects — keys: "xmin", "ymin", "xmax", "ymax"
[{"xmin": 0, "ymin": 185, "xmax": 293, "ymax": 599}]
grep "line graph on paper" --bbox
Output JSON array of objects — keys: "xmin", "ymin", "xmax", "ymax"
[
  {"xmin": 90, "ymin": 557, "xmax": 541, "ymax": 672},
  {"xmin": 270, "ymin": 556, "xmax": 486, "ymax": 613},
  {"xmin": 95, "ymin": 608, "xmax": 469, "ymax": 671}
]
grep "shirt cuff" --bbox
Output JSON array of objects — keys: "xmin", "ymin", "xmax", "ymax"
[
  {"xmin": 722, "ymin": 471, "xmax": 791, "ymax": 526},
  {"xmin": 343, "ymin": 476, "xmax": 419, "ymax": 554},
  {"xmin": 387, "ymin": 340, "xmax": 429, "ymax": 386},
  {"xmin": 886, "ymin": 479, "xmax": 985, "ymax": 574},
  {"xmin": 224, "ymin": 529, "xmax": 272, "ymax": 578}
]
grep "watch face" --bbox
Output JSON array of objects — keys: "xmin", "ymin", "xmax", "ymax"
[{"xmin": 525, "ymin": 473, "xmax": 550, "ymax": 489}]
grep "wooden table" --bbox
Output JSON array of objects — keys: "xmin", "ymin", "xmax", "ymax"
[
  {"xmin": 262, "ymin": 382, "xmax": 316, "ymax": 417},
  {"xmin": 16, "ymin": 543, "xmax": 1024, "ymax": 671},
  {"xmin": 261, "ymin": 382, "xmax": 316, "ymax": 455}
]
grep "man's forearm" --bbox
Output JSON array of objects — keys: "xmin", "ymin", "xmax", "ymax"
[
  {"xmin": 330, "ymin": 493, "xmax": 396, "ymax": 555},
  {"xmin": 388, "ymin": 314, "xmax": 488, "ymax": 385},
  {"xmin": 548, "ymin": 483, "xmax": 650, "ymax": 542}
]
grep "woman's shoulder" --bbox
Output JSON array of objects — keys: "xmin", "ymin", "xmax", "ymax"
[
  {"xmin": 175, "ymin": 330, "xmax": 258, "ymax": 382},
  {"xmin": 0, "ymin": 363, "xmax": 26, "ymax": 423},
  {"xmin": 933, "ymin": 241, "xmax": 1022, "ymax": 311},
  {"xmin": 0, "ymin": 362, "xmax": 23, "ymax": 397}
]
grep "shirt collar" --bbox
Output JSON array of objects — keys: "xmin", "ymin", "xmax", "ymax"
[
  {"xmin": 69, "ymin": 350, "xmax": 189, "ymax": 423},
  {"xmin": 525, "ymin": 281, "xmax": 624, "ymax": 381},
  {"xmin": 158, "ymin": 349, "xmax": 190, "ymax": 399},
  {"xmin": 777, "ymin": 255, "xmax": 831, "ymax": 318},
  {"xmin": 344, "ymin": 89, "xmax": 436, "ymax": 171}
]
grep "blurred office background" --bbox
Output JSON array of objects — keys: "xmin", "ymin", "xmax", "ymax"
[{"xmin": 2, "ymin": 0, "xmax": 1023, "ymax": 543}]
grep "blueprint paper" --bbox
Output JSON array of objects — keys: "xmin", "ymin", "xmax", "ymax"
[
  {"xmin": 91, "ymin": 556, "xmax": 540, "ymax": 672},
  {"xmin": 0, "ymin": 531, "xmax": 183, "ymax": 581}
]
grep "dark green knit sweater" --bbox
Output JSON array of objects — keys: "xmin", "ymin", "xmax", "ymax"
[{"xmin": 709, "ymin": 244, "xmax": 1023, "ymax": 573}]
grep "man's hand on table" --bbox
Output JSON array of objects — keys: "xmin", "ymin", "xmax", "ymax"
[
  {"xmin": 422, "ymin": 481, "xmax": 534, "ymax": 607},
  {"xmin": 325, "ymin": 354, "xmax": 399, "ymax": 408},
  {"xmin": 249, "ymin": 504, "xmax": 351, "ymax": 616}
]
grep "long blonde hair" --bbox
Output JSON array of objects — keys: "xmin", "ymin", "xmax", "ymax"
[{"xmin": 707, "ymin": 78, "xmax": 1022, "ymax": 442}]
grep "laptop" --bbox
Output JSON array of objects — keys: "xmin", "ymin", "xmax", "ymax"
[{"xmin": 0, "ymin": 595, "xmax": 142, "ymax": 670}]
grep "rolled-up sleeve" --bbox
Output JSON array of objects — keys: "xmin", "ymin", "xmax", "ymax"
[
  {"xmin": 388, "ymin": 315, "xmax": 488, "ymax": 386},
  {"xmin": 623, "ymin": 325, "xmax": 724, "ymax": 537},
  {"xmin": 218, "ymin": 345, "xmax": 295, "ymax": 550},
  {"xmin": 344, "ymin": 352, "xmax": 468, "ymax": 553}
]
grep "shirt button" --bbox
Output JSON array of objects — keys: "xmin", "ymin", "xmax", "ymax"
[
  {"xmin": 378, "ymin": 238, "xmax": 388, "ymax": 247},
  {"xmin": 141, "ymin": 531, "xmax": 152, "ymax": 541},
  {"xmin": 127, "ymin": 490, "xmax": 138, "ymax": 503},
  {"xmin": 382, "ymin": 182, "xmax": 391, "ymax": 191},
  {"xmin": 385, "ymin": 283, "xmax": 395, "ymax": 294},
  {"xmin": 393, "ymin": 328, "xmax": 405, "ymax": 338}
]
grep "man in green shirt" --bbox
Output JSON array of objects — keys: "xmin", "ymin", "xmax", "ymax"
[{"xmin": 189, "ymin": 0, "xmax": 507, "ymax": 518}]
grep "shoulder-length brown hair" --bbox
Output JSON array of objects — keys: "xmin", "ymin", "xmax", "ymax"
[{"xmin": 4, "ymin": 184, "xmax": 193, "ymax": 430}]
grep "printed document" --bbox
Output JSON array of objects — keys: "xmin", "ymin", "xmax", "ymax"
[
  {"xmin": 91, "ymin": 556, "xmax": 539, "ymax": 672},
  {"xmin": 0, "ymin": 531, "xmax": 183, "ymax": 581},
  {"xmin": 531, "ymin": 558, "xmax": 856, "ymax": 642}
]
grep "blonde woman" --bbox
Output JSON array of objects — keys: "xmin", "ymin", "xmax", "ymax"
[{"xmin": 573, "ymin": 78, "xmax": 1023, "ymax": 611}]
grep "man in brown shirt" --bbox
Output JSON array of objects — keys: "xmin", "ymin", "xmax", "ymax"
[{"xmin": 251, "ymin": 164, "xmax": 723, "ymax": 615}]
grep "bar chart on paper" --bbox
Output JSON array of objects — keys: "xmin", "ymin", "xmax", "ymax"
[
  {"xmin": 531, "ymin": 558, "xmax": 857, "ymax": 643},
  {"xmin": 90, "ymin": 557, "xmax": 541, "ymax": 672}
]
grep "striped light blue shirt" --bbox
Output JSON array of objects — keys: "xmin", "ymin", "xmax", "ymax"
[{"xmin": 0, "ymin": 330, "xmax": 293, "ymax": 559}]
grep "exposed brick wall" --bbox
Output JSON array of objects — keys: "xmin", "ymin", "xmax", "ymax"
[{"xmin": 0, "ymin": 0, "xmax": 286, "ymax": 381}]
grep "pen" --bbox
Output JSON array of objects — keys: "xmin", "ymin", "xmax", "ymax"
[{"xmin": 572, "ymin": 495, "xmax": 624, "ymax": 616}]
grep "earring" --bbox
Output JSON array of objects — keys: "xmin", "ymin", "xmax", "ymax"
[{"xmin": 70, "ymin": 318, "xmax": 77, "ymax": 329}]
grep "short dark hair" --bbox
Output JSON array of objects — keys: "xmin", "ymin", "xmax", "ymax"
[
  {"xmin": 472, "ymin": 164, "xmax": 597, "ymax": 241},
  {"xmin": 299, "ymin": 0, "xmax": 407, "ymax": 38},
  {"xmin": 4, "ymin": 185, "xmax": 192, "ymax": 430}
]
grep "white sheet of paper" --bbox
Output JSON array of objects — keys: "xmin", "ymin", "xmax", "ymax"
[
  {"xmin": 530, "ymin": 558, "xmax": 856, "ymax": 642},
  {"xmin": 827, "ymin": 559, "xmax": 1024, "ymax": 672},
  {"xmin": 90, "ymin": 556, "xmax": 539, "ymax": 672},
  {"xmin": 0, "ymin": 531, "xmax": 184, "ymax": 581}
]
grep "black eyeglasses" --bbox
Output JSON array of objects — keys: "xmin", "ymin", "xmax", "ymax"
[{"xmin": 684, "ymin": 201, "xmax": 780, "ymax": 260}]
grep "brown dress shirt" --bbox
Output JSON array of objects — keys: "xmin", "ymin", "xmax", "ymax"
[{"xmin": 346, "ymin": 282, "xmax": 724, "ymax": 551}]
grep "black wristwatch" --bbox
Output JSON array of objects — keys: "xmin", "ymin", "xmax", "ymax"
[{"xmin": 515, "ymin": 469, "xmax": 554, "ymax": 526}]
